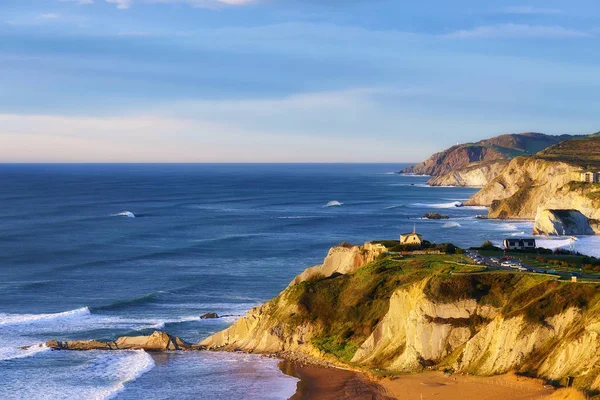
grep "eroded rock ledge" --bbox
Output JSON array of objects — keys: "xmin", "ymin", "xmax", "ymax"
[{"xmin": 26, "ymin": 331, "xmax": 198, "ymax": 352}]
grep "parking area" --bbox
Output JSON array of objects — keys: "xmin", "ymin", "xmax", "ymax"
[{"xmin": 464, "ymin": 250, "xmax": 596, "ymax": 281}]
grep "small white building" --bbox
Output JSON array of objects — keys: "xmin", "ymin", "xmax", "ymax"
[
  {"xmin": 400, "ymin": 226, "xmax": 423, "ymax": 247},
  {"xmin": 580, "ymin": 171, "xmax": 600, "ymax": 183},
  {"xmin": 503, "ymin": 238, "xmax": 536, "ymax": 250}
]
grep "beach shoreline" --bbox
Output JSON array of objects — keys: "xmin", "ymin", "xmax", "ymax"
[
  {"xmin": 278, "ymin": 359, "xmax": 393, "ymax": 400},
  {"xmin": 278, "ymin": 357, "xmax": 559, "ymax": 400}
]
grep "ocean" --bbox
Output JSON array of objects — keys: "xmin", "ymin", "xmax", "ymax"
[{"xmin": 0, "ymin": 163, "xmax": 594, "ymax": 399}]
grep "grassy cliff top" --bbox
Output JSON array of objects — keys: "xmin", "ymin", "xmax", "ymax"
[
  {"xmin": 536, "ymin": 136, "xmax": 600, "ymax": 167},
  {"xmin": 278, "ymin": 252, "xmax": 600, "ymax": 364}
]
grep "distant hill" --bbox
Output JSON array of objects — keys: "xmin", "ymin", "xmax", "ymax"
[
  {"xmin": 536, "ymin": 135, "xmax": 600, "ymax": 168},
  {"xmin": 402, "ymin": 132, "xmax": 578, "ymax": 176}
]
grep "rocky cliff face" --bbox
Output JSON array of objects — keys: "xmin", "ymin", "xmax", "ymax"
[
  {"xmin": 403, "ymin": 145, "xmax": 505, "ymax": 177},
  {"xmin": 533, "ymin": 209, "xmax": 600, "ymax": 236},
  {"xmin": 403, "ymin": 132, "xmax": 575, "ymax": 178},
  {"xmin": 426, "ymin": 159, "xmax": 509, "ymax": 187},
  {"xmin": 288, "ymin": 242, "xmax": 386, "ymax": 286},
  {"xmin": 464, "ymin": 157, "xmax": 600, "ymax": 220},
  {"xmin": 464, "ymin": 136, "xmax": 600, "ymax": 229},
  {"xmin": 200, "ymin": 249, "xmax": 600, "ymax": 392}
]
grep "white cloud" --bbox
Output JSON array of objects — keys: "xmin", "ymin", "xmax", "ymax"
[
  {"xmin": 444, "ymin": 24, "xmax": 592, "ymax": 39},
  {"xmin": 106, "ymin": 0, "xmax": 131, "ymax": 9},
  {"xmin": 501, "ymin": 6, "xmax": 562, "ymax": 15}
]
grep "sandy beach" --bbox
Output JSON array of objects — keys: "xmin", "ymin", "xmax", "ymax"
[
  {"xmin": 380, "ymin": 371, "xmax": 556, "ymax": 400},
  {"xmin": 281, "ymin": 362, "xmax": 561, "ymax": 400},
  {"xmin": 279, "ymin": 360, "xmax": 394, "ymax": 400}
]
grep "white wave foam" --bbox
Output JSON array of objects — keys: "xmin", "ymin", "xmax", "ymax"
[
  {"xmin": 113, "ymin": 211, "xmax": 136, "ymax": 218},
  {"xmin": 323, "ymin": 200, "xmax": 343, "ymax": 207},
  {"xmin": 499, "ymin": 223, "xmax": 518, "ymax": 231},
  {"xmin": 102, "ymin": 351, "xmax": 156, "ymax": 400},
  {"xmin": 409, "ymin": 201, "xmax": 461, "ymax": 209},
  {"xmin": 0, "ymin": 307, "xmax": 91, "ymax": 326},
  {"xmin": 442, "ymin": 222, "xmax": 461, "ymax": 228},
  {"xmin": 0, "ymin": 342, "xmax": 50, "ymax": 361},
  {"xmin": 461, "ymin": 205, "xmax": 488, "ymax": 210},
  {"xmin": 510, "ymin": 231, "xmax": 526, "ymax": 236},
  {"xmin": 398, "ymin": 173, "xmax": 431, "ymax": 177}
]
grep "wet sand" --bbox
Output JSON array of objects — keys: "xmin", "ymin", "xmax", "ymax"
[
  {"xmin": 281, "ymin": 361, "xmax": 558, "ymax": 400},
  {"xmin": 279, "ymin": 360, "xmax": 394, "ymax": 400}
]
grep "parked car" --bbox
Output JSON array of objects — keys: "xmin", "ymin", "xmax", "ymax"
[
  {"xmin": 518, "ymin": 266, "xmax": 527, "ymax": 272},
  {"xmin": 501, "ymin": 262, "xmax": 512, "ymax": 267}
]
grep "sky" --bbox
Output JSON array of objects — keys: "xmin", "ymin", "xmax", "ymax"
[{"xmin": 1, "ymin": 0, "xmax": 600, "ymax": 162}]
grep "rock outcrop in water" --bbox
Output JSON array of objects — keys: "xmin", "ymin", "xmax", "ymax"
[
  {"xmin": 201, "ymin": 245, "xmax": 600, "ymax": 392},
  {"xmin": 43, "ymin": 331, "xmax": 193, "ymax": 351}
]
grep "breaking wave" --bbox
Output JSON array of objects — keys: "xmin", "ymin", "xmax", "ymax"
[
  {"xmin": 442, "ymin": 222, "xmax": 462, "ymax": 228},
  {"xmin": 323, "ymin": 201, "xmax": 343, "ymax": 208},
  {"xmin": 102, "ymin": 351, "xmax": 156, "ymax": 400},
  {"xmin": 409, "ymin": 201, "xmax": 462, "ymax": 209},
  {"xmin": 113, "ymin": 211, "xmax": 136, "ymax": 218},
  {"xmin": 0, "ymin": 307, "xmax": 91, "ymax": 326}
]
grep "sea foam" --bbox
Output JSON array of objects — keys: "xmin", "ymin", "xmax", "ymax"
[
  {"xmin": 442, "ymin": 222, "xmax": 462, "ymax": 228},
  {"xmin": 409, "ymin": 201, "xmax": 462, "ymax": 209},
  {"xmin": 323, "ymin": 200, "xmax": 343, "ymax": 207},
  {"xmin": 113, "ymin": 211, "xmax": 136, "ymax": 218}
]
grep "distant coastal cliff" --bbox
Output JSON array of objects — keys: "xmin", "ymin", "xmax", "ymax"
[
  {"xmin": 464, "ymin": 135, "xmax": 600, "ymax": 235},
  {"xmin": 402, "ymin": 132, "xmax": 578, "ymax": 187}
]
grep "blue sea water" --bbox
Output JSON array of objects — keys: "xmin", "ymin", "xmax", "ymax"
[{"xmin": 0, "ymin": 163, "xmax": 583, "ymax": 399}]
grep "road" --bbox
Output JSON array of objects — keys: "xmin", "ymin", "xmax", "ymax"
[{"xmin": 466, "ymin": 251, "xmax": 599, "ymax": 281}]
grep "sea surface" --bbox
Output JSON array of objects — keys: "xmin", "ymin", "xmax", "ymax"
[{"xmin": 0, "ymin": 163, "xmax": 595, "ymax": 399}]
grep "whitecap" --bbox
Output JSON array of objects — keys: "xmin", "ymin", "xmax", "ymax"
[
  {"xmin": 103, "ymin": 351, "xmax": 156, "ymax": 400},
  {"xmin": 398, "ymin": 173, "xmax": 431, "ymax": 177},
  {"xmin": 442, "ymin": 222, "xmax": 462, "ymax": 228},
  {"xmin": 409, "ymin": 201, "xmax": 461, "ymax": 209},
  {"xmin": 461, "ymin": 205, "xmax": 488, "ymax": 210},
  {"xmin": 113, "ymin": 211, "xmax": 136, "ymax": 218},
  {"xmin": 323, "ymin": 201, "xmax": 343, "ymax": 208},
  {"xmin": 0, "ymin": 307, "xmax": 91, "ymax": 326}
]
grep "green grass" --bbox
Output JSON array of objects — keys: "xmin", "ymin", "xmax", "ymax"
[
  {"xmin": 276, "ymin": 251, "xmax": 600, "ymax": 366},
  {"xmin": 311, "ymin": 336, "xmax": 359, "ymax": 363},
  {"xmin": 282, "ymin": 253, "xmax": 469, "ymax": 361}
]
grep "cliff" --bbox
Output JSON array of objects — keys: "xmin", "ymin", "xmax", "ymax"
[
  {"xmin": 403, "ymin": 133, "xmax": 575, "ymax": 181},
  {"xmin": 426, "ymin": 159, "xmax": 509, "ymax": 187},
  {"xmin": 288, "ymin": 242, "xmax": 387, "ymax": 286},
  {"xmin": 465, "ymin": 136, "xmax": 600, "ymax": 226},
  {"xmin": 533, "ymin": 209, "xmax": 600, "ymax": 236},
  {"xmin": 200, "ymin": 248, "xmax": 600, "ymax": 392}
]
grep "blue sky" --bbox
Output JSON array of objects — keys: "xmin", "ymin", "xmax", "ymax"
[{"xmin": 1, "ymin": 0, "xmax": 599, "ymax": 162}]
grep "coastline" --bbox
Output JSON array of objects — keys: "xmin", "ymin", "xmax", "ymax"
[
  {"xmin": 278, "ymin": 359, "xmax": 393, "ymax": 400},
  {"xmin": 278, "ymin": 357, "xmax": 559, "ymax": 400}
]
